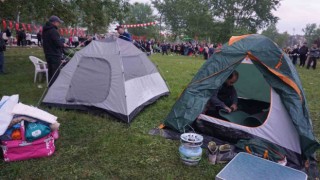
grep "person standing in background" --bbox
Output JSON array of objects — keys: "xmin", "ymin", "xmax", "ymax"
[
  {"xmin": 307, "ymin": 43, "xmax": 319, "ymax": 70},
  {"xmin": 73, "ymin": 35, "xmax": 79, "ymax": 47},
  {"xmin": 26, "ymin": 32, "xmax": 32, "ymax": 45},
  {"xmin": 17, "ymin": 28, "xmax": 22, "ymax": 46},
  {"xmin": 161, "ymin": 42, "xmax": 168, "ymax": 55},
  {"xmin": 68, "ymin": 36, "xmax": 73, "ymax": 46},
  {"xmin": 290, "ymin": 45, "xmax": 299, "ymax": 65},
  {"xmin": 203, "ymin": 46, "xmax": 209, "ymax": 60},
  {"xmin": 115, "ymin": 25, "xmax": 132, "ymax": 42},
  {"xmin": 299, "ymin": 42, "xmax": 309, "ymax": 67},
  {"xmin": 37, "ymin": 30, "xmax": 42, "ymax": 47},
  {"xmin": 0, "ymin": 32, "xmax": 7, "ymax": 74},
  {"xmin": 21, "ymin": 29, "xmax": 26, "ymax": 46},
  {"xmin": 209, "ymin": 44, "xmax": 215, "ymax": 58},
  {"xmin": 42, "ymin": 15, "xmax": 68, "ymax": 86},
  {"xmin": 5, "ymin": 28, "xmax": 12, "ymax": 46}
]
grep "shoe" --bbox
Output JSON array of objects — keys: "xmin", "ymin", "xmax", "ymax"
[
  {"xmin": 207, "ymin": 141, "xmax": 218, "ymax": 165},
  {"xmin": 216, "ymin": 144, "xmax": 237, "ymax": 164}
]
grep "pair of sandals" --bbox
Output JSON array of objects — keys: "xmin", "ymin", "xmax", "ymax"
[{"xmin": 207, "ymin": 141, "xmax": 237, "ymax": 164}]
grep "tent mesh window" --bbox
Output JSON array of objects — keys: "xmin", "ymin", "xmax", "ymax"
[
  {"xmin": 66, "ymin": 57, "xmax": 111, "ymax": 103},
  {"xmin": 122, "ymin": 55, "xmax": 157, "ymax": 81}
]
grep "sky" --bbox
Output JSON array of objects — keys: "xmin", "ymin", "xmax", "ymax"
[{"xmin": 129, "ymin": 0, "xmax": 320, "ymax": 35}]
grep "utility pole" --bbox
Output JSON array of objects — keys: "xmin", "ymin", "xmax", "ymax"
[
  {"xmin": 17, "ymin": 11, "xmax": 20, "ymax": 23},
  {"xmin": 292, "ymin": 28, "xmax": 295, "ymax": 46},
  {"xmin": 159, "ymin": 12, "xmax": 163, "ymax": 42}
]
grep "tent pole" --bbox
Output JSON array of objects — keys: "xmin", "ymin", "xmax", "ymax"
[{"xmin": 115, "ymin": 36, "xmax": 130, "ymax": 123}]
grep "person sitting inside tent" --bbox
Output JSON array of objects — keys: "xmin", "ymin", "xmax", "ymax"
[{"xmin": 206, "ymin": 71, "xmax": 239, "ymax": 115}]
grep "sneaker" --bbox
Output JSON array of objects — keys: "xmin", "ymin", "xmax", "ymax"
[
  {"xmin": 216, "ymin": 144, "xmax": 237, "ymax": 164},
  {"xmin": 207, "ymin": 141, "xmax": 218, "ymax": 165}
]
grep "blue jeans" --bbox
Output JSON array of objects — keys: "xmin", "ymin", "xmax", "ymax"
[{"xmin": 0, "ymin": 51, "xmax": 4, "ymax": 73}]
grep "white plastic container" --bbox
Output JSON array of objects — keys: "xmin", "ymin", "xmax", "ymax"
[{"xmin": 179, "ymin": 133, "xmax": 203, "ymax": 166}]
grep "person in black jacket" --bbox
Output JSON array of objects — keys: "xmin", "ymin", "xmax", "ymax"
[
  {"xmin": 299, "ymin": 43, "xmax": 308, "ymax": 67},
  {"xmin": 42, "ymin": 15, "xmax": 67, "ymax": 86},
  {"xmin": 290, "ymin": 45, "xmax": 299, "ymax": 65},
  {"xmin": 0, "ymin": 32, "xmax": 7, "ymax": 74},
  {"xmin": 5, "ymin": 28, "xmax": 12, "ymax": 46},
  {"xmin": 206, "ymin": 71, "xmax": 239, "ymax": 116},
  {"xmin": 37, "ymin": 30, "xmax": 42, "ymax": 47}
]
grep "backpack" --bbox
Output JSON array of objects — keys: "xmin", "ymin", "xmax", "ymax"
[{"xmin": 235, "ymin": 139, "xmax": 287, "ymax": 164}]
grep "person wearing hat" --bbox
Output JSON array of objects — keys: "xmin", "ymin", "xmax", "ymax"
[
  {"xmin": 115, "ymin": 25, "xmax": 132, "ymax": 42},
  {"xmin": 42, "ymin": 15, "xmax": 68, "ymax": 86}
]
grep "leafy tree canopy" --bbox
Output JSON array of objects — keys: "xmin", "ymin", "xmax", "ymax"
[
  {"xmin": 152, "ymin": 0, "xmax": 281, "ymax": 42},
  {"xmin": 0, "ymin": 0, "xmax": 130, "ymax": 33},
  {"xmin": 124, "ymin": 2, "xmax": 158, "ymax": 38}
]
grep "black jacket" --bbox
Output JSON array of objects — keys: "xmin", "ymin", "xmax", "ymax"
[
  {"xmin": 0, "ymin": 34, "xmax": 6, "ymax": 52},
  {"xmin": 42, "ymin": 22, "xmax": 63, "ymax": 57}
]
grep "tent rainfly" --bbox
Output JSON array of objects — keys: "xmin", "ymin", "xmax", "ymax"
[{"xmin": 163, "ymin": 34, "xmax": 319, "ymax": 164}]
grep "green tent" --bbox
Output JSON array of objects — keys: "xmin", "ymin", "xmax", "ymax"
[{"xmin": 164, "ymin": 34, "xmax": 319, "ymax": 158}]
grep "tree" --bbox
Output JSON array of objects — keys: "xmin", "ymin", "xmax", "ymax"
[
  {"xmin": 124, "ymin": 2, "xmax": 158, "ymax": 38},
  {"xmin": 0, "ymin": 0, "xmax": 130, "ymax": 33},
  {"xmin": 261, "ymin": 24, "xmax": 278, "ymax": 42},
  {"xmin": 261, "ymin": 24, "xmax": 289, "ymax": 48},
  {"xmin": 153, "ymin": 0, "xmax": 216, "ymax": 41},
  {"xmin": 70, "ymin": 0, "xmax": 130, "ymax": 33},
  {"xmin": 152, "ymin": 0, "xmax": 281, "ymax": 42},
  {"xmin": 0, "ymin": 0, "xmax": 76, "ymax": 25},
  {"xmin": 303, "ymin": 23, "xmax": 320, "ymax": 46}
]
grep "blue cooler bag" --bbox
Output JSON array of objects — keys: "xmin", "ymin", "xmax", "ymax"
[{"xmin": 25, "ymin": 122, "xmax": 51, "ymax": 142}]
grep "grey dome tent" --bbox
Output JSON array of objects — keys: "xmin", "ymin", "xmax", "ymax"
[{"xmin": 42, "ymin": 36, "xmax": 169, "ymax": 123}]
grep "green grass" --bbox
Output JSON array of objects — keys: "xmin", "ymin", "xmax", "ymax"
[{"xmin": 0, "ymin": 47, "xmax": 319, "ymax": 179}]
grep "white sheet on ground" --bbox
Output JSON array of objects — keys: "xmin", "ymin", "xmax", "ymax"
[
  {"xmin": 12, "ymin": 103, "xmax": 58, "ymax": 124},
  {"xmin": 0, "ymin": 95, "xmax": 19, "ymax": 135}
]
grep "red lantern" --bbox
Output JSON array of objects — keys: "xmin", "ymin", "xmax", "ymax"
[
  {"xmin": 143, "ymin": 23, "xmax": 146, "ymax": 26},
  {"xmin": 64, "ymin": 28, "xmax": 68, "ymax": 35},
  {"xmin": 15, "ymin": 23, "xmax": 19, "ymax": 30},
  {"xmin": 27, "ymin": 24, "xmax": 32, "ymax": 32},
  {"xmin": 21, "ymin": 23, "xmax": 26, "ymax": 30},
  {"xmin": 2, "ymin": 19, "xmax": 7, "ymax": 29},
  {"xmin": 9, "ymin": 21, "xmax": 13, "ymax": 29}
]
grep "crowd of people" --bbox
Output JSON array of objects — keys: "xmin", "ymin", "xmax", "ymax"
[
  {"xmin": 0, "ymin": 17, "xmax": 320, "ymax": 78},
  {"xmin": 133, "ymin": 38, "xmax": 319, "ymax": 69},
  {"xmin": 133, "ymin": 39, "xmax": 222, "ymax": 59},
  {"xmin": 285, "ymin": 42, "xmax": 320, "ymax": 70},
  {"xmin": 1, "ymin": 27, "xmax": 41, "ymax": 47}
]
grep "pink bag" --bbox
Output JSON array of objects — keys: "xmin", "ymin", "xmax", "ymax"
[{"xmin": 1, "ymin": 121, "xmax": 59, "ymax": 162}]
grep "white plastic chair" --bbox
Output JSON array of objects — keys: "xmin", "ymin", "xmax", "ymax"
[{"xmin": 29, "ymin": 56, "xmax": 48, "ymax": 85}]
